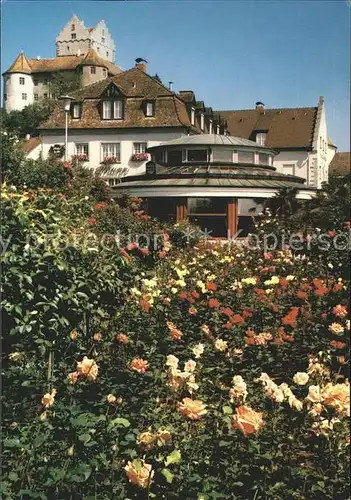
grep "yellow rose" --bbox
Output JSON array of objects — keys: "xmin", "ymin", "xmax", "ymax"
[
  {"xmin": 137, "ymin": 430, "xmax": 157, "ymax": 449},
  {"xmin": 106, "ymin": 394, "xmax": 117, "ymax": 404},
  {"xmin": 232, "ymin": 406, "xmax": 264, "ymax": 436},
  {"xmin": 214, "ymin": 339, "xmax": 228, "ymax": 352},
  {"xmin": 184, "ymin": 360, "xmax": 197, "ymax": 373},
  {"xmin": 157, "ymin": 429, "xmax": 172, "ymax": 446},
  {"xmin": 328, "ymin": 323, "xmax": 345, "ymax": 335},
  {"xmin": 293, "ymin": 372, "xmax": 309, "ymax": 386},
  {"xmin": 124, "ymin": 459, "xmax": 154, "ymax": 488},
  {"xmin": 41, "ymin": 389, "xmax": 57, "ymax": 408},
  {"xmin": 178, "ymin": 398, "xmax": 207, "ymax": 420},
  {"xmin": 166, "ymin": 354, "xmax": 179, "ymax": 370},
  {"xmin": 192, "ymin": 343, "xmax": 205, "ymax": 358}
]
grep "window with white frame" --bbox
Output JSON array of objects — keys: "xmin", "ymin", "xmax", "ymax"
[
  {"xmin": 114, "ymin": 100, "xmax": 123, "ymax": 119},
  {"xmin": 71, "ymin": 24, "xmax": 75, "ymax": 31},
  {"xmin": 34, "ymin": 94, "xmax": 38, "ymax": 101},
  {"xmin": 101, "ymin": 143, "xmax": 121, "ymax": 162},
  {"xmin": 145, "ymin": 101, "xmax": 155, "ymax": 117},
  {"xmin": 72, "ymin": 103, "xmax": 81, "ymax": 118},
  {"xmin": 200, "ymin": 113, "xmax": 205, "ymax": 130},
  {"xmin": 256, "ymin": 133, "xmax": 266, "ymax": 146},
  {"xmin": 209, "ymin": 120, "xmax": 213, "ymax": 134},
  {"xmin": 75, "ymin": 143, "xmax": 89, "ymax": 159},
  {"xmin": 133, "ymin": 142, "xmax": 147, "ymax": 154},
  {"xmin": 22, "ymin": 93, "xmax": 27, "ymax": 101},
  {"xmin": 102, "ymin": 99, "xmax": 123, "ymax": 119},
  {"xmin": 71, "ymin": 33, "xmax": 76, "ymax": 40},
  {"xmin": 19, "ymin": 77, "xmax": 25, "ymax": 85},
  {"xmin": 91, "ymin": 66, "xmax": 96, "ymax": 74},
  {"xmin": 190, "ymin": 107, "xmax": 195, "ymax": 125}
]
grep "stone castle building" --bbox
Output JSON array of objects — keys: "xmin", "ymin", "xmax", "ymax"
[{"xmin": 3, "ymin": 15, "xmax": 121, "ymax": 111}]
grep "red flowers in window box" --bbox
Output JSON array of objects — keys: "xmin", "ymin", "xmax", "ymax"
[
  {"xmin": 131, "ymin": 153, "xmax": 149, "ymax": 162},
  {"xmin": 101, "ymin": 156, "xmax": 119, "ymax": 165},
  {"xmin": 71, "ymin": 154, "xmax": 88, "ymax": 162}
]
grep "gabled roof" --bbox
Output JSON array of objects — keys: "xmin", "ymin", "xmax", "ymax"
[
  {"xmin": 216, "ymin": 107, "xmax": 318, "ymax": 149},
  {"xmin": 5, "ymin": 52, "xmax": 32, "ymax": 74},
  {"xmin": 328, "ymin": 152, "xmax": 350, "ymax": 176},
  {"xmin": 74, "ymin": 67, "xmax": 174, "ymax": 99},
  {"xmin": 40, "ymin": 67, "xmax": 196, "ymax": 131}
]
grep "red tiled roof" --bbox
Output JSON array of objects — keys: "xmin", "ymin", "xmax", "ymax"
[
  {"xmin": 3, "ymin": 52, "xmax": 122, "ymax": 76},
  {"xmin": 40, "ymin": 67, "xmax": 197, "ymax": 131},
  {"xmin": 217, "ymin": 107, "xmax": 318, "ymax": 149}
]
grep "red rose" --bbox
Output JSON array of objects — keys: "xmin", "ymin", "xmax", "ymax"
[
  {"xmin": 208, "ymin": 298, "xmax": 220, "ymax": 309},
  {"xmin": 159, "ymin": 251, "xmax": 166, "ymax": 258}
]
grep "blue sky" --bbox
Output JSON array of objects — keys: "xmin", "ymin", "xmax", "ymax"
[{"xmin": 2, "ymin": 1, "xmax": 350, "ymax": 150}]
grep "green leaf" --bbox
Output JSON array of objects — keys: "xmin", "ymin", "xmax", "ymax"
[
  {"xmin": 222, "ymin": 405, "xmax": 233, "ymax": 415},
  {"xmin": 165, "ymin": 449, "xmax": 181, "ymax": 466},
  {"xmin": 161, "ymin": 468, "xmax": 174, "ymax": 483},
  {"xmin": 3, "ymin": 439, "xmax": 21, "ymax": 448},
  {"xmin": 70, "ymin": 463, "xmax": 92, "ymax": 483},
  {"xmin": 107, "ymin": 417, "xmax": 130, "ymax": 430}
]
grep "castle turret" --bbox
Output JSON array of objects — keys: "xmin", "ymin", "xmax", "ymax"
[
  {"xmin": 3, "ymin": 52, "xmax": 34, "ymax": 111},
  {"xmin": 79, "ymin": 49, "xmax": 109, "ymax": 86}
]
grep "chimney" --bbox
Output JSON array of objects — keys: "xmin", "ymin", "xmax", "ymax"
[
  {"xmin": 135, "ymin": 62, "xmax": 147, "ymax": 72},
  {"xmin": 319, "ymin": 96, "xmax": 324, "ymax": 105},
  {"xmin": 255, "ymin": 101, "xmax": 265, "ymax": 114},
  {"xmin": 168, "ymin": 81, "xmax": 173, "ymax": 91}
]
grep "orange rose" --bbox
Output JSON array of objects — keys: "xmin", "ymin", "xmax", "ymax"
[
  {"xmin": 130, "ymin": 358, "xmax": 149, "ymax": 374},
  {"xmin": 321, "ymin": 382, "xmax": 350, "ymax": 416},
  {"xmin": 76, "ymin": 356, "xmax": 98, "ymax": 381},
  {"xmin": 124, "ymin": 459, "xmax": 154, "ymax": 488},
  {"xmin": 178, "ymin": 397, "xmax": 207, "ymax": 420},
  {"xmin": 116, "ymin": 333, "xmax": 129, "ymax": 343},
  {"xmin": 232, "ymin": 406, "xmax": 264, "ymax": 436}
]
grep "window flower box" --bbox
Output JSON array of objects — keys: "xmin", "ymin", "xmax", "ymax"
[
  {"xmin": 131, "ymin": 153, "xmax": 149, "ymax": 162},
  {"xmin": 101, "ymin": 156, "xmax": 120, "ymax": 165},
  {"xmin": 71, "ymin": 154, "xmax": 89, "ymax": 162}
]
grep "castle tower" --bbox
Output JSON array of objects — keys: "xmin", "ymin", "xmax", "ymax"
[
  {"xmin": 56, "ymin": 15, "xmax": 116, "ymax": 62},
  {"xmin": 79, "ymin": 49, "xmax": 109, "ymax": 87},
  {"xmin": 3, "ymin": 52, "xmax": 34, "ymax": 111}
]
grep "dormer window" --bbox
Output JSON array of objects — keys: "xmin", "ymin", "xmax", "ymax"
[
  {"xmin": 200, "ymin": 114, "xmax": 205, "ymax": 131},
  {"xmin": 256, "ymin": 132, "xmax": 266, "ymax": 146},
  {"xmin": 190, "ymin": 107, "xmax": 195, "ymax": 125},
  {"xmin": 102, "ymin": 99, "xmax": 123, "ymax": 119},
  {"xmin": 71, "ymin": 103, "xmax": 81, "ymax": 119},
  {"xmin": 145, "ymin": 101, "xmax": 155, "ymax": 117}
]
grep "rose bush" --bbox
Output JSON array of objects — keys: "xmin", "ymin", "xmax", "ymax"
[{"xmin": 1, "ymin": 181, "xmax": 350, "ymax": 499}]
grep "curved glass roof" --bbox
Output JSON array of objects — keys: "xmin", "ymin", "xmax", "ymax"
[{"xmin": 147, "ymin": 134, "xmax": 274, "ymax": 150}]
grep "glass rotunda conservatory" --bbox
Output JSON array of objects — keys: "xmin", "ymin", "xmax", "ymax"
[{"xmin": 113, "ymin": 135, "xmax": 316, "ymax": 238}]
